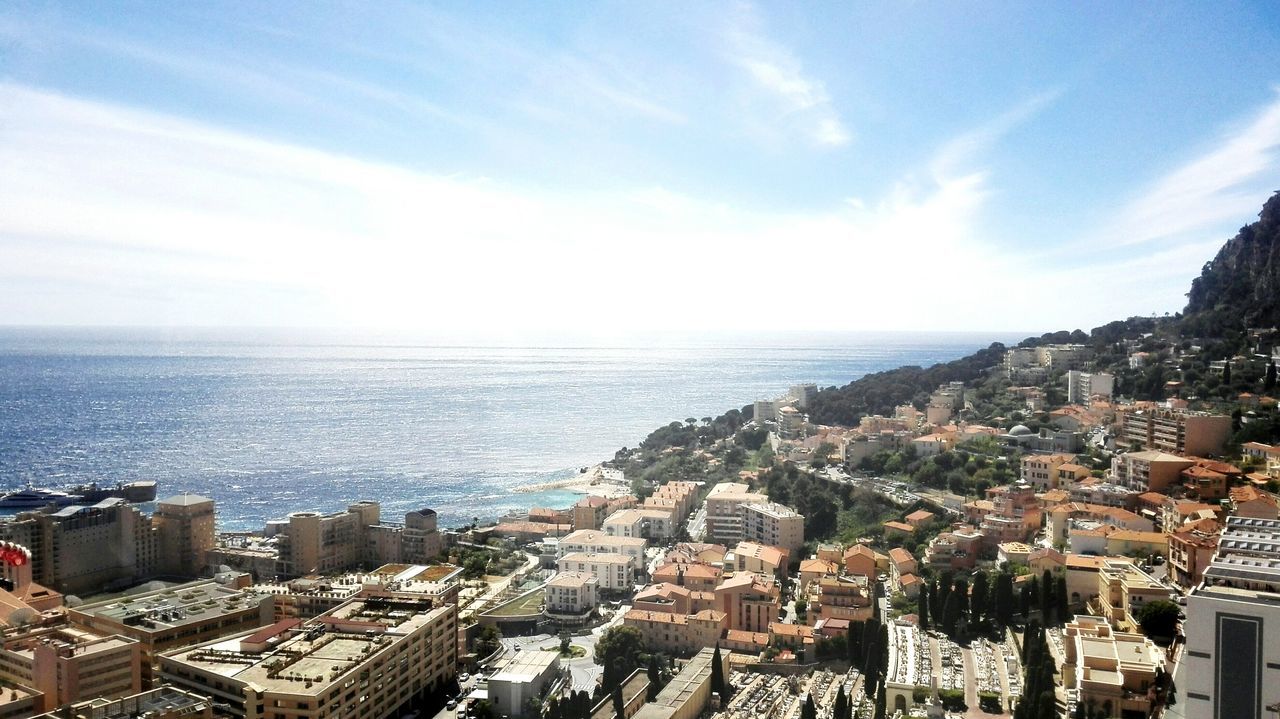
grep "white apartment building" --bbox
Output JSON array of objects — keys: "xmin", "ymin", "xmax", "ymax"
[
  {"xmin": 1184, "ymin": 516, "xmax": 1280, "ymax": 719},
  {"xmin": 557, "ymin": 529, "xmax": 646, "ymax": 570},
  {"xmin": 543, "ymin": 571, "xmax": 598, "ymax": 619},
  {"xmin": 1067, "ymin": 370, "xmax": 1115, "ymax": 403},
  {"xmin": 556, "ymin": 552, "xmax": 635, "ymax": 591},
  {"xmin": 703, "ymin": 483, "xmax": 769, "ymax": 545},
  {"xmin": 159, "ymin": 596, "xmax": 457, "ymax": 719},
  {"xmin": 602, "ymin": 508, "xmax": 677, "ymax": 540},
  {"xmin": 741, "ymin": 502, "xmax": 804, "ymax": 555}
]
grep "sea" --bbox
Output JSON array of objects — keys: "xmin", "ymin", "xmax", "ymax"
[{"xmin": 0, "ymin": 328, "xmax": 1019, "ymax": 532}]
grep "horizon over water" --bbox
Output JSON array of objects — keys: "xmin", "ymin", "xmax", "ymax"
[{"xmin": 0, "ymin": 327, "xmax": 1025, "ymax": 531}]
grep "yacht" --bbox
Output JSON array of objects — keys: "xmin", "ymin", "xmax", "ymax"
[{"xmin": 0, "ymin": 487, "xmax": 83, "ymax": 509}]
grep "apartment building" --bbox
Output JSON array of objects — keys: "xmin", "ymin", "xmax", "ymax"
[
  {"xmin": 30, "ymin": 685, "xmax": 214, "ymax": 719},
  {"xmin": 1062, "ymin": 615, "xmax": 1163, "ymax": 719},
  {"xmin": 1110, "ymin": 451, "xmax": 1197, "ymax": 493},
  {"xmin": 730, "ymin": 542, "xmax": 787, "ymax": 580},
  {"xmin": 1066, "ymin": 370, "xmax": 1115, "ymax": 403},
  {"xmin": 1118, "ymin": 407, "xmax": 1231, "ymax": 457},
  {"xmin": 557, "ymin": 552, "xmax": 634, "ymax": 591},
  {"xmin": 160, "ymin": 596, "xmax": 457, "ymax": 719},
  {"xmin": 741, "ymin": 502, "xmax": 804, "ymax": 555},
  {"xmin": 0, "ymin": 500, "xmax": 156, "ymax": 595},
  {"xmin": 70, "ymin": 580, "xmax": 274, "ymax": 687},
  {"xmin": 703, "ymin": 483, "xmax": 768, "ymax": 545},
  {"xmin": 603, "ymin": 508, "xmax": 677, "ymax": 541},
  {"xmin": 623, "ymin": 609, "xmax": 726, "ymax": 658},
  {"xmin": 544, "ymin": 571, "xmax": 598, "ymax": 619},
  {"xmin": 1168, "ymin": 521, "xmax": 1220, "ymax": 589},
  {"xmin": 1091, "ymin": 560, "xmax": 1170, "ymax": 632},
  {"xmin": 275, "ymin": 501, "xmax": 443, "ymax": 577},
  {"xmin": 808, "ymin": 576, "xmax": 873, "ymax": 623},
  {"xmin": 714, "ymin": 573, "xmax": 780, "ymax": 633},
  {"xmin": 0, "ymin": 625, "xmax": 141, "ymax": 712},
  {"xmin": 1185, "ymin": 516, "xmax": 1280, "ymax": 719},
  {"xmin": 1020, "ymin": 454, "xmax": 1076, "ymax": 491},
  {"xmin": 558, "ymin": 529, "xmax": 646, "ymax": 570},
  {"xmin": 979, "ymin": 482, "xmax": 1042, "ymax": 544}
]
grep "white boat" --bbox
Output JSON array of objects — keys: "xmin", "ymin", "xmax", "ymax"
[{"xmin": 0, "ymin": 487, "xmax": 83, "ymax": 509}]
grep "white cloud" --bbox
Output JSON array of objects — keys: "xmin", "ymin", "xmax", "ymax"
[
  {"xmin": 0, "ymin": 84, "xmax": 1010, "ymax": 333},
  {"xmin": 720, "ymin": 5, "xmax": 850, "ymax": 148},
  {"xmin": 1103, "ymin": 91, "xmax": 1280, "ymax": 247}
]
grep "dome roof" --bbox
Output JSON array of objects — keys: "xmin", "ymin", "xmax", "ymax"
[{"xmin": 1009, "ymin": 424, "xmax": 1033, "ymax": 436}]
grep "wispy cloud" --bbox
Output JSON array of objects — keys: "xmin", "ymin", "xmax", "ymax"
[
  {"xmin": 1103, "ymin": 90, "xmax": 1280, "ymax": 247},
  {"xmin": 930, "ymin": 90, "xmax": 1062, "ymax": 181},
  {"xmin": 0, "ymin": 84, "xmax": 1005, "ymax": 332},
  {"xmin": 720, "ymin": 4, "xmax": 850, "ymax": 148}
]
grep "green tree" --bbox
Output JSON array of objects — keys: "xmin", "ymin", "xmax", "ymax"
[
  {"xmin": 646, "ymin": 654, "xmax": 663, "ymax": 700},
  {"xmin": 612, "ymin": 682, "xmax": 625, "ymax": 719},
  {"xmin": 1266, "ymin": 360, "xmax": 1277, "ymax": 391},
  {"xmin": 710, "ymin": 644, "xmax": 728, "ymax": 700},
  {"xmin": 833, "ymin": 685, "xmax": 848, "ymax": 719},
  {"xmin": 1056, "ymin": 575, "xmax": 1069, "ymax": 623},
  {"xmin": 1137, "ymin": 599, "xmax": 1181, "ymax": 639},
  {"xmin": 1040, "ymin": 570, "xmax": 1054, "ymax": 624},
  {"xmin": 475, "ymin": 624, "xmax": 502, "ymax": 656},
  {"xmin": 918, "ymin": 583, "xmax": 931, "ymax": 630},
  {"xmin": 995, "ymin": 573, "xmax": 1015, "ymax": 627},
  {"xmin": 942, "ymin": 591, "xmax": 961, "ymax": 637},
  {"xmin": 801, "ymin": 694, "xmax": 817, "ymax": 719},
  {"xmin": 595, "ymin": 626, "xmax": 646, "ymax": 691}
]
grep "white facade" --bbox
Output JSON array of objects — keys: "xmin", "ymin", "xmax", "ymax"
[
  {"xmin": 1184, "ymin": 517, "xmax": 1280, "ymax": 719},
  {"xmin": 488, "ymin": 651, "xmax": 560, "ymax": 718},
  {"xmin": 602, "ymin": 508, "xmax": 677, "ymax": 540},
  {"xmin": 544, "ymin": 571, "xmax": 598, "ymax": 616},
  {"xmin": 1067, "ymin": 370, "xmax": 1116, "ymax": 403},
  {"xmin": 556, "ymin": 552, "xmax": 634, "ymax": 591},
  {"xmin": 558, "ymin": 529, "xmax": 646, "ymax": 569}
]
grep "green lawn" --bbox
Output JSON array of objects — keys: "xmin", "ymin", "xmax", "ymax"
[{"xmin": 486, "ymin": 589, "xmax": 544, "ymax": 617}]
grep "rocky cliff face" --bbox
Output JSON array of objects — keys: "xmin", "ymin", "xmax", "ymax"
[{"xmin": 1184, "ymin": 191, "xmax": 1280, "ymax": 332}]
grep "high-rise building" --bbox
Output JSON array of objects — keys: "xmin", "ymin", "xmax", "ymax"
[
  {"xmin": 1184, "ymin": 516, "xmax": 1280, "ymax": 719},
  {"xmin": 0, "ymin": 626, "xmax": 142, "ymax": 712},
  {"xmin": 275, "ymin": 501, "xmax": 443, "ymax": 577},
  {"xmin": 1119, "ymin": 407, "xmax": 1232, "ymax": 457},
  {"xmin": 159, "ymin": 595, "xmax": 457, "ymax": 719},
  {"xmin": 0, "ymin": 499, "xmax": 157, "ymax": 595},
  {"xmin": 153, "ymin": 494, "xmax": 216, "ymax": 577}
]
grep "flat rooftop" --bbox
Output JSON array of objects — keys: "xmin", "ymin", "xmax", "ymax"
[
  {"xmin": 164, "ymin": 598, "xmax": 450, "ymax": 695},
  {"xmin": 76, "ymin": 581, "xmax": 264, "ymax": 632},
  {"xmin": 490, "ymin": 649, "xmax": 559, "ymax": 683}
]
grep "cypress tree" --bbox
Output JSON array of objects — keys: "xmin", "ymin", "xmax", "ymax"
[
  {"xmin": 878, "ymin": 623, "xmax": 889, "ymax": 679},
  {"xmin": 971, "ymin": 572, "xmax": 989, "ymax": 626},
  {"xmin": 1040, "ymin": 570, "xmax": 1054, "ymax": 623},
  {"xmin": 802, "ymin": 694, "xmax": 817, "ymax": 719},
  {"xmin": 929, "ymin": 578, "xmax": 942, "ymax": 619},
  {"xmin": 954, "ymin": 578, "xmax": 970, "ymax": 619},
  {"xmin": 646, "ymin": 655, "xmax": 662, "ymax": 700},
  {"xmin": 834, "ymin": 685, "xmax": 848, "ymax": 719},
  {"xmin": 1057, "ymin": 575, "xmax": 1069, "ymax": 624},
  {"xmin": 873, "ymin": 686, "xmax": 886, "ymax": 719},
  {"xmin": 710, "ymin": 645, "xmax": 726, "ymax": 700},
  {"xmin": 848, "ymin": 620, "xmax": 862, "ymax": 665},
  {"xmin": 612, "ymin": 683, "xmax": 625, "ymax": 719},
  {"xmin": 1223, "ymin": 360, "xmax": 1232, "ymax": 386},
  {"xmin": 995, "ymin": 572, "xmax": 1015, "ymax": 627},
  {"xmin": 918, "ymin": 583, "xmax": 931, "ymax": 630},
  {"xmin": 942, "ymin": 591, "xmax": 960, "ymax": 637},
  {"xmin": 1266, "ymin": 360, "xmax": 1276, "ymax": 391}
]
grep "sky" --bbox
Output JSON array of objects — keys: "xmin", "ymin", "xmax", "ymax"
[{"xmin": 1, "ymin": 2, "xmax": 1279, "ymax": 337}]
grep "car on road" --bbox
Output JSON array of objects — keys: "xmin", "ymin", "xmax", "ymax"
[
  {"xmin": 460, "ymin": 673, "xmax": 470, "ymax": 682},
  {"xmin": 447, "ymin": 700, "xmax": 458, "ymax": 710}
]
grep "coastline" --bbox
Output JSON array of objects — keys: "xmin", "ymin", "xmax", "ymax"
[{"xmin": 511, "ymin": 464, "xmax": 630, "ymax": 498}]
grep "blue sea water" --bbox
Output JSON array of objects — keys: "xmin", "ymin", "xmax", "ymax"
[{"xmin": 0, "ymin": 328, "xmax": 1017, "ymax": 531}]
